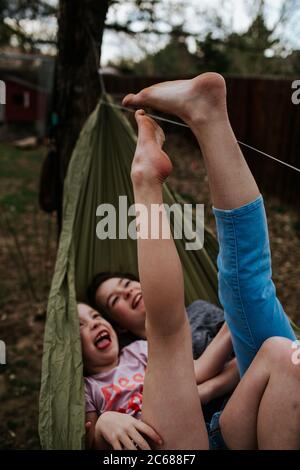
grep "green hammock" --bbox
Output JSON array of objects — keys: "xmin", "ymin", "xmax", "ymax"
[
  {"xmin": 38, "ymin": 95, "xmax": 220, "ymax": 450},
  {"xmin": 39, "ymin": 95, "xmax": 300, "ymax": 450}
]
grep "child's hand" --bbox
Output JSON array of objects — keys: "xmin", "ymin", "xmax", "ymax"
[{"xmin": 95, "ymin": 411, "xmax": 163, "ymax": 450}]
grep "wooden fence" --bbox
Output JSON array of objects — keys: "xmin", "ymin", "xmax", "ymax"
[{"xmin": 103, "ymin": 74, "xmax": 300, "ymax": 212}]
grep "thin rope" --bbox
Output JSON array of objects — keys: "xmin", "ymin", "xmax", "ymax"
[
  {"xmin": 98, "ymin": 68, "xmax": 107, "ymax": 95},
  {"xmin": 102, "ymin": 100, "xmax": 189, "ymax": 128},
  {"xmin": 234, "ymin": 141, "xmax": 300, "ymax": 174},
  {"xmin": 102, "ymin": 100, "xmax": 300, "ymax": 175},
  {"xmin": 85, "ymin": 22, "xmax": 107, "ymax": 96}
]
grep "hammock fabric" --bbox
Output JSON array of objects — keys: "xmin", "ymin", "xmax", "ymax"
[
  {"xmin": 39, "ymin": 95, "xmax": 300, "ymax": 450},
  {"xmin": 38, "ymin": 95, "xmax": 220, "ymax": 449}
]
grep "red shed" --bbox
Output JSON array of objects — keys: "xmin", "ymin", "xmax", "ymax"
[
  {"xmin": 4, "ymin": 76, "xmax": 48, "ymax": 124},
  {"xmin": 0, "ymin": 53, "xmax": 54, "ymax": 136}
]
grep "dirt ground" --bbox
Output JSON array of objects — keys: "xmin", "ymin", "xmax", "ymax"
[{"xmin": 0, "ymin": 132, "xmax": 300, "ymax": 449}]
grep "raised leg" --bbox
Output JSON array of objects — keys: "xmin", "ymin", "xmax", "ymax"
[
  {"xmin": 123, "ymin": 73, "xmax": 296, "ymax": 375},
  {"xmin": 131, "ymin": 110, "xmax": 208, "ymax": 450}
]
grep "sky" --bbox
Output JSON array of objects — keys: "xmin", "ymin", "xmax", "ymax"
[
  {"xmin": 101, "ymin": 0, "xmax": 300, "ymax": 64},
  {"xmin": 9, "ymin": 0, "xmax": 300, "ymax": 62}
]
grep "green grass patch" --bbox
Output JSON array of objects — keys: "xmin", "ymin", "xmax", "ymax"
[
  {"xmin": 0, "ymin": 188, "xmax": 37, "ymax": 213},
  {"xmin": 0, "ymin": 143, "xmax": 45, "ymax": 180}
]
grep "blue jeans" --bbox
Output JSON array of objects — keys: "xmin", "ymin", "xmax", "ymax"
[
  {"xmin": 207, "ymin": 411, "xmax": 228, "ymax": 450},
  {"xmin": 213, "ymin": 195, "xmax": 296, "ymax": 376}
]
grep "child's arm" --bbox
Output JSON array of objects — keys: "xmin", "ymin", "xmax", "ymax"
[
  {"xmin": 197, "ymin": 358, "xmax": 239, "ymax": 405},
  {"xmin": 86, "ymin": 411, "xmax": 163, "ymax": 450},
  {"xmin": 193, "ymin": 322, "xmax": 234, "ymax": 384}
]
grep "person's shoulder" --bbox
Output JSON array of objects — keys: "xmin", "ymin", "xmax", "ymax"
[
  {"xmin": 84, "ymin": 374, "xmax": 97, "ymax": 394},
  {"xmin": 84, "ymin": 375, "xmax": 103, "ymax": 414},
  {"xmin": 84, "ymin": 373, "xmax": 99, "ymax": 386},
  {"xmin": 122, "ymin": 339, "xmax": 148, "ymax": 355},
  {"xmin": 120, "ymin": 340, "xmax": 148, "ymax": 367}
]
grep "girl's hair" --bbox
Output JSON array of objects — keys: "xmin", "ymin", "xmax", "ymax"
[
  {"xmin": 87, "ymin": 271, "xmax": 139, "ymax": 310},
  {"xmin": 86, "ymin": 271, "xmax": 140, "ymax": 349}
]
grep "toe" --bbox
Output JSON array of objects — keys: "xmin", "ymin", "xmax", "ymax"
[
  {"xmin": 135, "ymin": 109, "xmax": 145, "ymax": 118},
  {"xmin": 135, "ymin": 109, "xmax": 146, "ymax": 129},
  {"xmin": 122, "ymin": 93, "xmax": 136, "ymax": 106},
  {"xmin": 135, "ymin": 110, "xmax": 150, "ymax": 140}
]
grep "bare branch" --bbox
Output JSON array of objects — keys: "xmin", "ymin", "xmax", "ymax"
[
  {"xmin": 105, "ymin": 22, "xmax": 200, "ymax": 38},
  {"xmin": 272, "ymin": 0, "xmax": 300, "ymax": 32},
  {"xmin": 3, "ymin": 19, "xmax": 56, "ymax": 47}
]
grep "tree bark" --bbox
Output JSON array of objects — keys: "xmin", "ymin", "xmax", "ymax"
[{"xmin": 55, "ymin": 0, "xmax": 109, "ymax": 226}]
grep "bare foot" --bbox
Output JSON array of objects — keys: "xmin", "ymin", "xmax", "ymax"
[
  {"xmin": 131, "ymin": 110, "xmax": 173, "ymax": 187},
  {"xmin": 123, "ymin": 72, "xmax": 227, "ymax": 127}
]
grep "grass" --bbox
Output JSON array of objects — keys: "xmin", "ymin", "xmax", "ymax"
[
  {"xmin": 1, "ymin": 189, "xmax": 37, "ymax": 213},
  {"xmin": 0, "ymin": 140, "xmax": 57, "ymax": 449},
  {"xmin": 0, "ymin": 142, "xmax": 42, "ymax": 173},
  {"xmin": 0, "ymin": 142, "xmax": 43, "ymax": 212}
]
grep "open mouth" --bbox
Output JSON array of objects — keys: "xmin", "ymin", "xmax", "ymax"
[
  {"xmin": 132, "ymin": 293, "xmax": 142, "ymax": 309},
  {"xmin": 94, "ymin": 330, "xmax": 112, "ymax": 350}
]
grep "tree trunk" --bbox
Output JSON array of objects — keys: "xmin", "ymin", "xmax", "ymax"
[{"xmin": 56, "ymin": 0, "xmax": 109, "ymax": 227}]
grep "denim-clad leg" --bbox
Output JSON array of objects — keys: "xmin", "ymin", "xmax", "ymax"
[{"xmin": 213, "ymin": 195, "xmax": 296, "ymax": 376}]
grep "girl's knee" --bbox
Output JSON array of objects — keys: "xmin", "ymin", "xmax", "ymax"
[{"xmin": 260, "ymin": 337, "xmax": 299, "ymax": 373}]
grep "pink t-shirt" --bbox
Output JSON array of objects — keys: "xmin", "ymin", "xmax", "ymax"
[{"xmin": 84, "ymin": 340, "xmax": 147, "ymax": 419}]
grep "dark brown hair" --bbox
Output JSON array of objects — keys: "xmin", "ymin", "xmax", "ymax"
[
  {"xmin": 87, "ymin": 271, "xmax": 139, "ymax": 310},
  {"xmin": 86, "ymin": 271, "xmax": 140, "ymax": 348}
]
